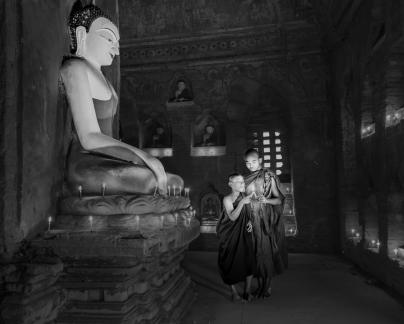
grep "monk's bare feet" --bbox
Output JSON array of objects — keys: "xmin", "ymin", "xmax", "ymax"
[
  {"xmin": 243, "ymin": 292, "xmax": 253, "ymax": 302},
  {"xmin": 231, "ymin": 291, "xmax": 242, "ymax": 302}
]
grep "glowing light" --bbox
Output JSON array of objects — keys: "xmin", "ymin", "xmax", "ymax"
[
  {"xmin": 275, "ymin": 139, "xmax": 281, "ymax": 144},
  {"xmin": 275, "ymin": 132, "xmax": 280, "ymax": 136},
  {"xmin": 263, "ymin": 139, "xmax": 270, "ymax": 145},
  {"xmin": 264, "ymin": 162, "xmax": 271, "ymax": 168},
  {"xmin": 89, "ymin": 215, "xmax": 93, "ymax": 232},
  {"xmin": 276, "ymin": 169, "xmax": 282, "ymax": 175},
  {"xmin": 276, "ymin": 147, "xmax": 281, "ymax": 152},
  {"xmin": 276, "ymin": 154, "xmax": 282, "ymax": 160},
  {"xmin": 262, "ymin": 131, "xmax": 270, "ymax": 137},
  {"xmin": 48, "ymin": 216, "xmax": 52, "ymax": 231},
  {"xmin": 264, "ymin": 155, "xmax": 271, "ymax": 160},
  {"xmin": 264, "ymin": 147, "xmax": 270, "ymax": 153},
  {"xmin": 276, "ymin": 162, "xmax": 283, "ymax": 168},
  {"xmin": 135, "ymin": 215, "xmax": 140, "ymax": 231}
]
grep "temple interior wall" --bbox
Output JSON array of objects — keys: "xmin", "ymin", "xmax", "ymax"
[
  {"xmin": 0, "ymin": 0, "xmax": 404, "ymax": 305},
  {"xmin": 119, "ymin": 0, "xmax": 338, "ymax": 253},
  {"xmin": 328, "ymin": 0, "xmax": 404, "ymax": 292}
]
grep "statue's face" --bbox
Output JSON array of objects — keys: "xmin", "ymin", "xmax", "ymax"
[
  {"xmin": 177, "ymin": 81, "xmax": 186, "ymax": 91},
  {"xmin": 85, "ymin": 17, "xmax": 120, "ymax": 66},
  {"xmin": 206, "ymin": 126, "xmax": 214, "ymax": 134}
]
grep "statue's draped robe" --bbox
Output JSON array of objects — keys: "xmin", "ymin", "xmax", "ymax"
[
  {"xmin": 244, "ymin": 169, "xmax": 288, "ymax": 279},
  {"xmin": 63, "ymin": 57, "xmax": 183, "ymax": 196},
  {"xmin": 217, "ymin": 193, "xmax": 255, "ymax": 285}
]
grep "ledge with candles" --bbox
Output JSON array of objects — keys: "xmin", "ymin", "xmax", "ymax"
[
  {"xmin": 40, "ymin": 181, "xmax": 200, "ymax": 256},
  {"xmin": 347, "ymin": 228, "xmax": 362, "ymax": 245}
]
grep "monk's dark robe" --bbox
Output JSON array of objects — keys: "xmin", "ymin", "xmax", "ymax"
[
  {"xmin": 244, "ymin": 169, "xmax": 288, "ymax": 279},
  {"xmin": 217, "ymin": 194, "xmax": 255, "ymax": 285}
]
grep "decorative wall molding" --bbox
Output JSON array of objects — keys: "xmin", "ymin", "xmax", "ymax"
[{"xmin": 121, "ymin": 22, "xmax": 320, "ymax": 68}]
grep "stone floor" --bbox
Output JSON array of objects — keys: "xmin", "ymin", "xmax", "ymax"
[{"xmin": 181, "ymin": 251, "xmax": 404, "ymax": 324}]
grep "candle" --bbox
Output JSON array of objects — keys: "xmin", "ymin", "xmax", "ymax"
[
  {"xmin": 102, "ymin": 183, "xmax": 106, "ymax": 197},
  {"xmin": 173, "ymin": 185, "xmax": 176, "ymax": 197},
  {"xmin": 193, "ymin": 210, "xmax": 196, "ymax": 218},
  {"xmin": 78, "ymin": 185, "xmax": 82, "ymax": 198},
  {"xmin": 89, "ymin": 215, "xmax": 93, "ymax": 232},
  {"xmin": 394, "ymin": 248, "xmax": 399, "ymax": 258},
  {"xmin": 48, "ymin": 216, "xmax": 52, "ymax": 231},
  {"xmin": 371, "ymin": 239, "xmax": 376, "ymax": 246},
  {"xmin": 160, "ymin": 215, "xmax": 164, "ymax": 229},
  {"xmin": 174, "ymin": 213, "xmax": 178, "ymax": 225},
  {"xmin": 355, "ymin": 232, "xmax": 360, "ymax": 238},
  {"xmin": 153, "ymin": 184, "xmax": 158, "ymax": 196},
  {"xmin": 179, "ymin": 186, "xmax": 182, "ymax": 197},
  {"xmin": 135, "ymin": 215, "xmax": 140, "ymax": 231},
  {"xmin": 376, "ymin": 241, "xmax": 381, "ymax": 248},
  {"xmin": 168, "ymin": 185, "xmax": 171, "ymax": 196},
  {"xmin": 351, "ymin": 229, "xmax": 355, "ymax": 235},
  {"xmin": 185, "ymin": 187, "xmax": 190, "ymax": 197}
]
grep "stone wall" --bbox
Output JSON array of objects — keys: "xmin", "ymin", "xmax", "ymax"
[
  {"xmin": 327, "ymin": 0, "xmax": 404, "ymax": 296},
  {"xmin": 0, "ymin": 0, "xmax": 77, "ymax": 257},
  {"xmin": 119, "ymin": 0, "xmax": 338, "ymax": 252}
]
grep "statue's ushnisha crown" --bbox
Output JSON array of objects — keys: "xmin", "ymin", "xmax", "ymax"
[{"xmin": 68, "ymin": 4, "xmax": 112, "ymax": 53}]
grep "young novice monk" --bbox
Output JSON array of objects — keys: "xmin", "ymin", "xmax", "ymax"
[
  {"xmin": 217, "ymin": 173, "xmax": 256, "ymax": 302},
  {"xmin": 244, "ymin": 149, "xmax": 287, "ymax": 298}
]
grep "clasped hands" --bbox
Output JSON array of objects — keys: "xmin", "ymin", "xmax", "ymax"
[{"xmin": 246, "ymin": 220, "xmax": 252, "ymax": 233}]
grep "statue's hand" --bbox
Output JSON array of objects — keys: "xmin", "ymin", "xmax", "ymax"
[{"xmin": 144, "ymin": 156, "xmax": 167, "ymax": 195}]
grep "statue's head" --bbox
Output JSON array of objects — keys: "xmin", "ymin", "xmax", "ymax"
[
  {"xmin": 177, "ymin": 80, "xmax": 187, "ymax": 91},
  {"xmin": 69, "ymin": 4, "xmax": 119, "ymax": 66}
]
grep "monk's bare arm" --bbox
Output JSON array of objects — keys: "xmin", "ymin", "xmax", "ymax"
[
  {"xmin": 260, "ymin": 177, "xmax": 282, "ymax": 205},
  {"xmin": 223, "ymin": 195, "xmax": 250, "ymax": 221}
]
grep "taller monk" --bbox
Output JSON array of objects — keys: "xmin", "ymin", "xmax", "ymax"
[{"xmin": 61, "ymin": 4, "xmax": 182, "ymax": 196}]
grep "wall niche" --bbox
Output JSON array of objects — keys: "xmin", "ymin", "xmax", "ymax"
[{"xmin": 191, "ymin": 111, "xmax": 226, "ymax": 157}]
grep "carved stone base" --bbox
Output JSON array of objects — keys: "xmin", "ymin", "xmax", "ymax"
[
  {"xmin": 33, "ymin": 214, "xmax": 200, "ymax": 324},
  {"xmin": 60, "ymin": 195, "xmax": 190, "ymax": 216},
  {"xmin": 0, "ymin": 253, "xmax": 66, "ymax": 324}
]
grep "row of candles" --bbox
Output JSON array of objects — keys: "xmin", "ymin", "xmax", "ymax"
[
  {"xmin": 76, "ymin": 184, "xmax": 190, "ymax": 198},
  {"xmin": 349, "ymin": 228, "xmax": 401, "ymax": 259},
  {"xmin": 47, "ymin": 209, "xmax": 196, "ymax": 232},
  {"xmin": 361, "ymin": 108, "xmax": 404, "ymax": 138},
  {"xmin": 153, "ymin": 185, "xmax": 190, "ymax": 197}
]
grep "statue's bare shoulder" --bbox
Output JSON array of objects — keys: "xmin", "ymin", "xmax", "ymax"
[{"xmin": 60, "ymin": 57, "xmax": 89, "ymax": 82}]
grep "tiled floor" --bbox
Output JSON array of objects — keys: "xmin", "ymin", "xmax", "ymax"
[{"xmin": 181, "ymin": 251, "xmax": 404, "ymax": 324}]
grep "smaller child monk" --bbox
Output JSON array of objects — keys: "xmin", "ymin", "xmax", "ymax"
[{"xmin": 217, "ymin": 173, "xmax": 256, "ymax": 302}]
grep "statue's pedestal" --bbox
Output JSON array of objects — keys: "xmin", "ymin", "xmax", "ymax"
[{"xmin": 33, "ymin": 195, "xmax": 200, "ymax": 324}]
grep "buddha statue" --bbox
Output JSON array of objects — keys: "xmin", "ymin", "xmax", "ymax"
[{"xmin": 61, "ymin": 4, "xmax": 182, "ymax": 197}]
